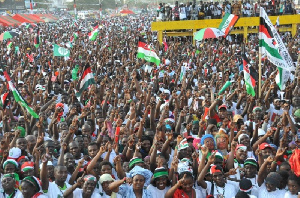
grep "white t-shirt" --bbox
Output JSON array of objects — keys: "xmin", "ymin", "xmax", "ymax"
[
  {"xmin": 73, "ymin": 188, "xmax": 101, "ymax": 198},
  {"xmin": 147, "ymin": 184, "xmax": 170, "ymax": 198},
  {"xmin": 46, "ymin": 181, "xmax": 71, "ymax": 198},
  {"xmin": 258, "ymin": 183, "xmax": 286, "ymax": 198},
  {"xmin": 0, "ymin": 189, "xmax": 22, "ymax": 198},
  {"xmin": 267, "ymin": 104, "xmax": 283, "ymax": 124},
  {"xmin": 284, "ymin": 191, "xmax": 298, "ymax": 198},
  {"xmin": 205, "ymin": 181, "xmax": 237, "ymax": 198}
]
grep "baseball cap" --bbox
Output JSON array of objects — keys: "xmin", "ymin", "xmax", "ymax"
[
  {"xmin": 218, "ymin": 104, "xmax": 227, "ymax": 110},
  {"xmin": 259, "ymin": 142, "xmax": 272, "ymax": 150}
]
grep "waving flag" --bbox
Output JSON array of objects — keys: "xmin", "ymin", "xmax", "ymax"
[
  {"xmin": 243, "ymin": 54, "xmax": 258, "ymax": 96},
  {"xmin": 260, "ymin": 7, "xmax": 293, "ymax": 90},
  {"xmin": 137, "ymin": 37, "xmax": 160, "ymax": 66},
  {"xmin": 259, "ymin": 7, "xmax": 294, "ymax": 72},
  {"xmin": 7, "ymin": 41, "xmax": 12, "ymax": 50},
  {"xmin": 75, "ymin": 63, "xmax": 95, "ymax": 98},
  {"xmin": 3, "ymin": 71, "xmax": 39, "ymax": 118},
  {"xmin": 218, "ymin": 13, "xmax": 239, "ymax": 37},
  {"xmin": 88, "ymin": 25, "xmax": 99, "ymax": 41},
  {"xmin": 53, "ymin": 44, "xmax": 70, "ymax": 57},
  {"xmin": 26, "ymin": 53, "xmax": 34, "ymax": 62},
  {"xmin": 0, "ymin": 92, "xmax": 9, "ymax": 109}
]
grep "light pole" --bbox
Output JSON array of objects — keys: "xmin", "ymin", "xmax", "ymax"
[{"xmin": 73, "ymin": 0, "xmax": 77, "ymax": 20}]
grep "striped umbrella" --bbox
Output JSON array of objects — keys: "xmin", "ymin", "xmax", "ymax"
[
  {"xmin": 194, "ymin": 28, "xmax": 225, "ymax": 41},
  {"xmin": 0, "ymin": 31, "xmax": 19, "ymax": 41}
]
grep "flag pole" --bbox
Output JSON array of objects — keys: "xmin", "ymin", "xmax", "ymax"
[
  {"xmin": 74, "ymin": 0, "xmax": 77, "ymax": 20},
  {"xmin": 258, "ymin": 8, "xmax": 262, "ymax": 99}
]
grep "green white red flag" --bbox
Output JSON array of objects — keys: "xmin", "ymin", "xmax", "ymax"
[
  {"xmin": 75, "ymin": 63, "xmax": 95, "ymax": 98},
  {"xmin": 3, "ymin": 71, "xmax": 39, "ymax": 118},
  {"xmin": 137, "ymin": 37, "xmax": 160, "ymax": 66},
  {"xmin": 218, "ymin": 13, "xmax": 239, "ymax": 37}
]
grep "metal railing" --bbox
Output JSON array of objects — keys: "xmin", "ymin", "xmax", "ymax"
[{"xmin": 151, "ymin": 15, "xmax": 300, "ymax": 44}]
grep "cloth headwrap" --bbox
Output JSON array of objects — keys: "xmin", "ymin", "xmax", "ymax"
[
  {"xmin": 16, "ymin": 126, "xmax": 26, "ymax": 137},
  {"xmin": 294, "ymin": 109, "xmax": 300, "ymax": 118},
  {"xmin": 252, "ymin": 106, "xmax": 262, "ymax": 113},
  {"xmin": 2, "ymin": 173, "xmax": 20, "ymax": 189},
  {"xmin": 99, "ymin": 174, "xmax": 115, "ymax": 184},
  {"xmin": 178, "ymin": 159, "xmax": 193, "ymax": 175},
  {"xmin": 177, "ymin": 138, "xmax": 189, "ymax": 151},
  {"xmin": 235, "ymin": 144, "xmax": 247, "ymax": 152},
  {"xmin": 153, "ymin": 167, "xmax": 168, "ymax": 179},
  {"xmin": 200, "ymin": 134, "xmax": 216, "ymax": 147},
  {"xmin": 215, "ymin": 131, "xmax": 228, "ymax": 141},
  {"xmin": 215, "ymin": 151, "xmax": 224, "ymax": 160},
  {"xmin": 84, "ymin": 175, "xmax": 97, "ymax": 182},
  {"xmin": 210, "ymin": 165, "xmax": 222, "ymax": 174},
  {"xmin": 23, "ymin": 176, "xmax": 42, "ymax": 192},
  {"xmin": 3, "ymin": 159, "xmax": 18, "ymax": 169},
  {"xmin": 21, "ymin": 161, "xmax": 35, "ymax": 173},
  {"xmin": 244, "ymin": 158, "xmax": 258, "ymax": 168},
  {"xmin": 265, "ymin": 172, "xmax": 282, "ymax": 188},
  {"xmin": 164, "ymin": 118, "xmax": 175, "ymax": 124},
  {"xmin": 238, "ymin": 134, "xmax": 249, "ymax": 144},
  {"xmin": 129, "ymin": 166, "xmax": 153, "ymax": 186},
  {"xmin": 129, "ymin": 157, "xmax": 144, "ymax": 169}
]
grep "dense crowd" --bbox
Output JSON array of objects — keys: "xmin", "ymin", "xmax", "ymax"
[
  {"xmin": 157, "ymin": 0, "xmax": 298, "ymax": 21},
  {"xmin": 0, "ymin": 9, "xmax": 298, "ymax": 198}
]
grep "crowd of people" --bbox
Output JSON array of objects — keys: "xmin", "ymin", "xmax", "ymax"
[
  {"xmin": 0, "ymin": 8, "xmax": 298, "ymax": 198},
  {"xmin": 157, "ymin": 0, "xmax": 298, "ymax": 21}
]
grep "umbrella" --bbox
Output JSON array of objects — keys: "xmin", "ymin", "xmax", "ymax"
[
  {"xmin": 0, "ymin": 31, "xmax": 19, "ymax": 41},
  {"xmin": 194, "ymin": 28, "xmax": 225, "ymax": 41},
  {"xmin": 120, "ymin": 9, "xmax": 135, "ymax": 14}
]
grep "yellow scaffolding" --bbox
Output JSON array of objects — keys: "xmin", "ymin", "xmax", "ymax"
[{"xmin": 151, "ymin": 15, "xmax": 300, "ymax": 45}]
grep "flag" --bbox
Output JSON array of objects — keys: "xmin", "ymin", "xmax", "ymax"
[
  {"xmin": 88, "ymin": 25, "xmax": 99, "ymax": 41},
  {"xmin": 259, "ymin": 7, "xmax": 294, "ymax": 72},
  {"xmin": 70, "ymin": 32, "xmax": 78, "ymax": 43},
  {"xmin": 218, "ymin": 13, "xmax": 239, "ymax": 37},
  {"xmin": 75, "ymin": 63, "xmax": 95, "ymax": 98},
  {"xmin": 7, "ymin": 41, "xmax": 12, "ymax": 50},
  {"xmin": 3, "ymin": 71, "xmax": 39, "ymax": 118},
  {"xmin": 242, "ymin": 54, "xmax": 258, "ymax": 96},
  {"xmin": 26, "ymin": 53, "xmax": 34, "ymax": 62},
  {"xmin": 275, "ymin": 67, "xmax": 290, "ymax": 90},
  {"xmin": 72, "ymin": 64, "xmax": 79, "ymax": 80},
  {"xmin": 34, "ymin": 29, "xmax": 40, "ymax": 48},
  {"xmin": 0, "ymin": 92, "xmax": 9, "ymax": 109},
  {"xmin": 137, "ymin": 37, "xmax": 160, "ymax": 66},
  {"xmin": 162, "ymin": 37, "xmax": 168, "ymax": 52},
  {"xmin": 53, "ymin": 44, "xmax": 70, "ymax": 57}
]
